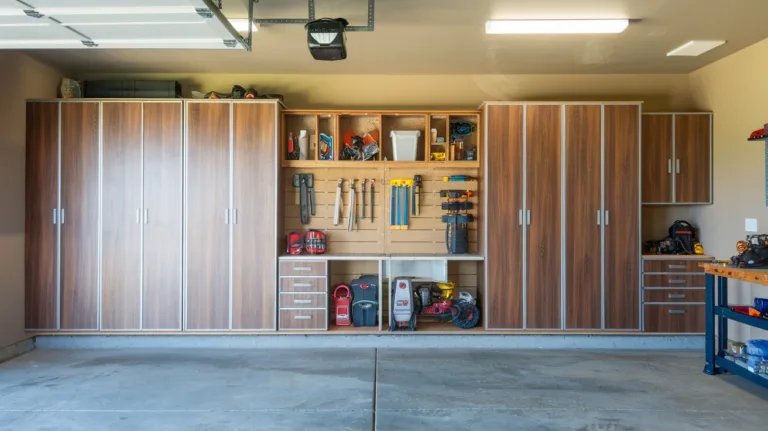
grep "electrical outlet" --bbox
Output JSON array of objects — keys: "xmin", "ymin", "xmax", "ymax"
[{"xmin": 746, "ymin": 218, "xmax": 758, "ymax": 232}]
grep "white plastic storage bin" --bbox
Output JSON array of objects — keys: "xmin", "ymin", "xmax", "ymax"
[{"xmin": 390, "ymin": 130, "xmax": 421, "ymax": 161}]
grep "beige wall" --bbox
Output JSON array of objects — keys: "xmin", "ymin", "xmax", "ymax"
[
  {"xmin": 80, "ymin": 72, "xmax": 695, "ymax": 111},
  {"xmin": 0, "ymin": 52, "xmax": 63, "ymax": 348},
  {"xmin": 689, "ymin": 38, "xmax": 768, "ymax": 340}
]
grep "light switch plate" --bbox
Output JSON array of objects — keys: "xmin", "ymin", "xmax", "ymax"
[{"xmin": 746, "ymin": 218, "xmax": 758, "ymax": 232}]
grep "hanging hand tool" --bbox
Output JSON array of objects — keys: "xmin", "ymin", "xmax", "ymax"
[
  {"xmin": 390, "ymin": 180, "xmax": 396, "ymax": 228},
  {"xmin": 333, "ymin": 178, "xmax": 343, "ymax": 225},
  {"xmin": 403, "ymin": 181, "xmax": 410, "ymax": 229},
  {"xmin": 362, "ymin": 179, "xmax": 367, "ymax": 221},
  {"xmin": 443, "ymin": 175, "xmax": 477, "ymax": 182},
  {"xmin": 307, "ymin": 173, "xmax": 316, "ymax": 216},
  {"xmin": 348, "ymin": 179, "xmax": 356, "ymax": 232},
  {"xmin": 412, "ymin": 175, "xmax": 422, "ymax": 216},
  {"xmin": 397, "ymin": 181, "xmax": 403, "ymax": 229},
  {"xmin": 354, "ymin": 178, "xmax": 359, "ymax": 230},
  {"xmin": 292, "ymin": 173, "xmax": 310, "ymax": 224},
  {"xmin": 370, "ymin": 179, "xmax": 375, "ymax": 222}
]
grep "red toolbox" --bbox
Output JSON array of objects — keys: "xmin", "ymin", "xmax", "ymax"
[{"xmin": 333, "ymin": 284, "xmax": 352, "ymax": 326}]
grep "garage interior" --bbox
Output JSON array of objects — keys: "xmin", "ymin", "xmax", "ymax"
[{"xmin": 2, "ymin": 0, "xmax": 768, "ymax": 429}]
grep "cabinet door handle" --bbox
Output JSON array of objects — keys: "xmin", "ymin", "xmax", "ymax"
[
  {"xmin": 294, "ymin": 267, "xmax": 311, "ymax": 271},
  {"xmin": 676, "ymin": 159, "xmax": 680, "ymax": 174},
  {"xmin": 136, "ymin": 209, "xmax": 140, "ymax": 224},
  {"xmin": 597, "ymin": 210, "xmax": 601, "ymax": 225},
  {"xmin": 293, "ymin": 299, "xmax": 312, "ymax": 304},
  {"xmin": 224, "ymin": 208, "xmax": 229, "ymax": 224},
  {"xmin": 293, "ymin": 315, "xmax": 312, "ymax": 320},
  {"xmin": 668, "ymin": 279, "xmax": 687, "ymax": 284},
  {"xmin": 605, "ymin": 210, "xmax": 609, "ymax": 226},
  {"xmin": 526, "ymin": 209, "xmax": 531, "ymax": 226},
  {"xmin": 518, "ymin": 209, "xmax": 522, "ymax": 226},
  {"xmin": 668, "ymin": 264, "xmax": 686, "ymax": 270},
  {"xmin": 144, "ymin": 208, "xmax": 148, "ymax": 224},
  {"xmin": 53, "ymin": 208, "xmax": 57, "ymax": 225},
  {"xmin": 668, "ymin": 293, "xmax": 686, "ymax": 299},
  {"xmin": 60, "ymin": 209, "xmax": 65, "ymax": 225},
  {"xmin": 668, "ymin": 309, "xmax": 686, "ymax": 315},
  {"xmin": 668, "ymin": 159, "xmax": 672, "ymax": 174},
  {"xmin": 233, "ymin": 209, "xmax": 238, "ymax": 225},
  {"xmin": 293, "ymin": 282, "xmax": 312, "ymax": 287}
]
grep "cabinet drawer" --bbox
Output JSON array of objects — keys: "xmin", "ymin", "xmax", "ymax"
[
  {"xmin": 279, "ymin": 293, "xmax": 326, "ymax": 309},
  {"xmin": 643, "ymin": 274, "xmax": 705, "ymax": 287},
  {"xmin": 644, "ymin": 305, "xmax": 704, "ymax": 333},
  {"xmin": 643, "ymin": 259, "xmax": 706, "ymax": 273},
  {"xmin": 280, "ymin": 278, "xmax": 327, "ymax": 293},
  {"xmin": 644, "ymin": 289, "xmax": 705, "ymax": 303},
  {"xmin": 279, "ymin": 309, "xmax": 326, "ymax": 330},
  {"xmin": 280, "ymin": 261, "xmax": 326, "ymax": 276}
]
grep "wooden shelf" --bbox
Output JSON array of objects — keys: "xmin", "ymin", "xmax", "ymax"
[
  {"xmin": 282, "ymin": 160, "xmax": 480, "ymax": 168},
  {"xmin": 748, "ymin": 137, "xmax": 768, "ymax": 142}
]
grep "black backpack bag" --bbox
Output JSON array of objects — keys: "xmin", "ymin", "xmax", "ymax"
[{"xmin": 668, "ymin": 220, "xmax": 697, "ymax": 255}]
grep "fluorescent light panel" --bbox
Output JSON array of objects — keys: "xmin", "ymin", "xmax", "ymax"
[
  {"xmin": 486, "ymin": 19, "xmax": 629, "ymax": 34},
  {"xmin": 0, "ymin": 23, "xmax": 49, "ymax": 27},
  {"xmin": 228, "ymin": 18, "xmax": 258, "ymax": 33},
  {"xmin": 667, "ymin": 40, "xmax": 726, "ymax": 57}
]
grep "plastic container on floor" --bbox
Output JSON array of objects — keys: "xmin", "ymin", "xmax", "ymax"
[{"xmin": 390, "ymin": 130, "xmax": 421, "ymax": 161}]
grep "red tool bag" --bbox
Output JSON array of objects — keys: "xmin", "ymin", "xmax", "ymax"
[
  {"xmin": 333, "ymin": 284, "xmax": 352, "ymax": 326},
  {"xmin": 304, "ymin": 230, "xmax": 327, "ymax": 255},
  {"xmin": 286, "ymin": 232, "xmax": 303, "ymax": 255}
]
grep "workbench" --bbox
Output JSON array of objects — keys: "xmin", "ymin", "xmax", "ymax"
[{"xmin": 702, "ymin": 263, "xmax": 768, "ymax": 389}]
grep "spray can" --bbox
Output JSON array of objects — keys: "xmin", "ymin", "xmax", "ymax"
[{"xmin": 299, "ymin": 130, "xmax": 309, "ymax": 160}]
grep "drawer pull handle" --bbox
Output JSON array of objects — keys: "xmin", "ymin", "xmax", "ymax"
[
  {"xmin": 294, "ymin": 315, "xmax": 312, "ymax": 320},
  {"xmin": 668, "ymin": 279, "xmax": 686, "ymax": 284},
  {"xmin": 294, "ymin": 267, "xmax": 312, "ymax": 271},
  {"xmin": 668, "ymin": 309, "xmax": 686, "ymax": 315},
  {"xmin": 668, "ymin": 265, "xmax": 686, "ymax": 269},
  {"xmin": 294, "ymin": 299, "xmax": 312, "ymax": 304},
  {"xmin": 668, "ymin": 294, "xmax": 686, "ymax": 299},
  {"xmin": 293, "ymin": 283, "xmax": 312, "ymax": 287}
]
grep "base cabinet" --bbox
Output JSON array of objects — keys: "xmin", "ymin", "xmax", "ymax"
[
  {"xmin": 642, "ymin": 256, "xmax": 711, "ymax": 333},
  {"xmin": 278, "ymin": 261, "xmax": 328, "ymax": 331}
]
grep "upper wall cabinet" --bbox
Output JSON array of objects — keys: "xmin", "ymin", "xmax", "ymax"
[{"xmin": 642, "ymin": 113, "xmax": 712, "ymax": 205}]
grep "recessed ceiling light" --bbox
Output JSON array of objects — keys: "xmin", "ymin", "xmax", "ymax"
[
  {"xmin": 667, "ymin": 40, "xmax": 726, "ymax": 57},
  {"xmin": 228, "ymin": 19, "xmax": 258, "ymax": 33},
  {"xmin": 485, "ymin": 19, "xmax": 629, "ymax": 35}
]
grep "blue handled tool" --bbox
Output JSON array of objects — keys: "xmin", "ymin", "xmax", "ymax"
[{"xmin": 390, "ymin": 181, "xmax": 396, "ymax": 228}]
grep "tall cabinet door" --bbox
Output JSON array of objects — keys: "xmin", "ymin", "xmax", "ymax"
[
  {"xmin": 143, "ymin": 102, "xmax": 183, "ymax": 330},
  {"xmin": 675, "ymin": 114, "xmax": 711, "ymax": 203},
  {"xmin": 525, "ymin": 105, "xmax": 561, "ymax": 329},
  {"xmin": 25, "ymin": 102, "xmax": 60, "ymax": 329},
  {"xmin": 565, "ymin": 105, "xmax": 602, "ymax": 329},
  {"xmin": 604, "ymin": 105, "xmax": 640, "ymax": 330},
  {"xmin": 232, "ymin": 102, "xmax": 277, "ymax": 330},
  {"xmin": 485, "ymin": 105, "xmax": 524, "ymax": 329},
  {"xmin": 186, "ymin": 102, "xmax": 231, "ymax": 330},
  {"xmin": 641, "ymin": 114, "xmax": 673, "ymax": 203},
  {"xmin": 100, "ymin": 102, "xmax": 142, "ymax": 330},
  {"xmin": 60, "ymin": 102, "xmax": 100, "ymax": 330}
]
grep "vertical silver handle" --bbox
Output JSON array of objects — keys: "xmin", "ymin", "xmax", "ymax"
[
  {"xmin": 53, "ymin": 209, "xmax": 57, "ymax": 225},
  {"xmin": 233, "ymin": 209, "xmax": 238, "ymax": 225},
  {"xmin": 676, "ymin": 159, "xmax": 680, "ymax": 174},
  {"xmin": 597, "ymin": 210, "xmax": 601, "ymax": 225},
  {"xmin": 518, "ymin": 209, "xmax": 522, "ymax": 226},
  {"xmin": 225, "ymin": 208, "xmax": 229, "ymax": 224},
  {"xmin": 605, "ymin": 210, "xmax": 609, "ymax": 226},
  {"xmin": 144, "ymin": 208, "xmax": 148, "ymax": 224},
  {"xmin": 136, "ymin": 209, "xmax": 140, "ymax": 224},
  {"xmin": 526, "ymin": 209, "xmax": 530, "ymax": 225},
  {"xmin": 667, "ymin": 159, "xmax": 672, "ymax": 174},
  {"xmin": 60, "ymin": 209, "xmax": 65, "ymax": 225}
]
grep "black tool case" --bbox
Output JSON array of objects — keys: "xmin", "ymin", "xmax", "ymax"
[
  {"xmin": 351, "ymin": 275, "xmax": 378, "ymax": 327},
  {"xmin": 83, "ymin": 80, "xmax": 182, "ymax": 98}
]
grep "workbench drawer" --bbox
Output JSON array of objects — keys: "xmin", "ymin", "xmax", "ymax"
[
  {"xmin": 279, "ymin": 293, "xmax": 327, "ymax": 309},
  {"xmin": 279, "ymin": 309, "xmax": 327, "ymax": 330},
  {"xmin": 644, "ymin": 305, "xmax": 705, "ymax": 333},
  {"xmin": 643, "ymin": 289, "xmax": 706, "ymax": 303},
  {"xmin": 280, "ymin": 278, "xmax": 327, "ymax": 293},
  {"xmin": 643, "ymin": 260, "xmax": 706, "ymax": 273},
  {"xmin": 280, "ymin": 260, "xmax": 327, "ymax": 276},
  {"xmin": 643, "ymin": 274, "xmax": 705, "ymax": 288}
]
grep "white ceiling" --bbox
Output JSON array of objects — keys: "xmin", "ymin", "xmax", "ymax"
[{"xmin": 18, "ymin": 0, "xmax": 768, "ymax": 74}]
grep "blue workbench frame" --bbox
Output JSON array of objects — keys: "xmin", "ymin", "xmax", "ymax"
[{"xmin": 703, "ymin": 272, "xmax": 768, "ymax": 388}]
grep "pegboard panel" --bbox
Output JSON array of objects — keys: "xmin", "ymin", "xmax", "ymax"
[{"xmin": 448, "ymin": 261, "xmax": 480, "ymax": 302}]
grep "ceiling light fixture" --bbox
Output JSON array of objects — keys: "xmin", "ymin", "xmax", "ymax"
[
  {"xmin": 228, "ymin": 18, "xmax": 258, "ymax": 33},
  {"xmin": 667, "ymin": 40, "xmax": 726, "ymax": 57},
  {"xmin": 0, "ymin": 23, "xmax": 49, "ymax": 27},
  {"xmin": 485, "ymin": 19, "xmax": 629, "ymax": 34},
  {"xmin": 0, "ymin": 8, "xmax": 24, "ymax": 16},
  {"xmin": 0, "ymin": 39, "xmax": 82, "ymax": 46}
]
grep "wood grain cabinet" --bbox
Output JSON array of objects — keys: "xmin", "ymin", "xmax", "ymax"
[
  {"xmin": 642, "ymin": 256, "xmax": 711, "ymax": 333},
  {"xmin": 100, "ymin": 102, "xmax": 182, "ymax": 330},
  {"xmin": 642, "ymin": 113, "xmax": 712, "ymax": 204},
  {"xmin": 185, "ymin": 101, "xmax": 278, "ymax": 331}
]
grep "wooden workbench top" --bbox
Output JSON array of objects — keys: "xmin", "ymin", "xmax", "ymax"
[
  {"xmin": 642, "ymin": 254, "xmax": 714, "ymax": 260},
  {"xmin": 701, "ymin": 263, "xmax": 768, "ymax": 286}
]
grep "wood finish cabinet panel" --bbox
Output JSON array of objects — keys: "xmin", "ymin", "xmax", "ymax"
[
  {"xmin": 641, "ymin": 115, "xmax": 673, "ymax": 203},
  {"xmin": 25, "ymin": 102, "xmax": 59, "ymax": 329},
  {"xmin": 142, "ymin": 102, "xmax": 183, "ymax": 330},
  {"xmin": 525, "ymin": 105, "xmax": 561, "ymax": 329},
  {"xmin": 643, "ymin": 274, "xmax": 705, "ymax": 288},
  {"xmin": 232, "ymin": 103, "xmax": 277, "ymax": 330},
  {"xmin": 186, "ymin": 102, "xmax": 231, "ymax": 330},
  {"xmin": 565, "ymin": 105, "xmax": 602, "ymax": 329},
  {"xmin": 644, "ymin": 305, "xmax": 704, "ymax": 333},
  {"xmin": 100, "ymin": 102, "xmax": 142, "ymax": 330},
  {"xmin": 643, "ymin": 259, "xmax": 706, "ymax": 273},
  {"xmin": 675, "ymin": 115, "xmax": 711, "ymax": 203},
  {"xmin": 279, "ymin": 277, "xmax": 327, "ymax": 293},
  {"xmin": 279, "ymin": 309, "xmax": 327, "ymax": 330},
  {"xmin": 60, "ymin": 102, "xmax": 100, "ymax": 330},
  {"xmin": 485, "ymin": 105, "xmax": 524, "ymax": 329},
  {"xmin": 643, "ymin": 289, "xmax": 705, "ymax": 303},
  {"xmin": 603, "ymin": 105, "xmax": 640, "ymax": 330}
]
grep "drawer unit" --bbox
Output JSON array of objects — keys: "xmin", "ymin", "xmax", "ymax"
[
  {"xmin": 279, "ymin": 278, "xmax": 327, "ymax": 293},
  {"xmin": 280, "ymin": 293, "xmax": 326, "ymax": 309},
  {"xmin": 643, "ymin": 289, "xmax": 706, "ymax": 303},
  {"xmin": 643, "ymin": 260, "xmax": 702, "ymax": 273},
  {"xmin": 279, "ymin": 261, "xmax": 327, "ymax": 276},
  {"xmin": 279, "ymin": 309, "xmax": 327, "ymax": 330},
  {"xmin": 643, "ymin": 305, "xmax": 705, "ymax": 333},
  {"xmin": 643, "ymin": 274, "xmax": 705, "ymax": 288}
]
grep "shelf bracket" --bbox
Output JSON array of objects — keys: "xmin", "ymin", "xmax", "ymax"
[{"xmin": 251, "ymin": 0, "xmax": 375, "ymax": 32}]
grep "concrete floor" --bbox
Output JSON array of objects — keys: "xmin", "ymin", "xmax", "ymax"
[{"xmin": 0, "ymin": 349, "xmax": 766, "ymax": 430}]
